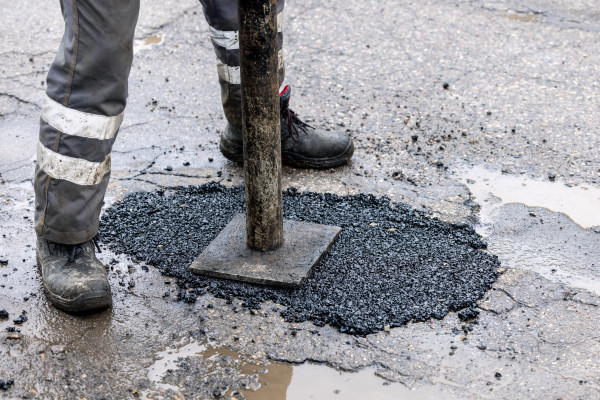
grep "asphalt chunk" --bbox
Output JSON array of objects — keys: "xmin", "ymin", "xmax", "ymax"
[
  {"xmin": 0, "ymin": 379, "xmax": 14, "ymax": 391},
  {"xmin": 100, "ymin": 183, "xmax": 499, "ymax": 336}
]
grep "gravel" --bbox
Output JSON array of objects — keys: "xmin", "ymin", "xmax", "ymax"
[{"xmin": 100, "ymin": 183, "xmax": 499, "ymax": 335}]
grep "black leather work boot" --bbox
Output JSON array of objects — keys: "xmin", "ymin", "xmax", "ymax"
[
  {"xmin": 36, "ymin": 236, "xmax": 112, "ymax": 313},
  {"xmin": 219, "ymin": 85, "xmax": 354, "ymax": 169}
]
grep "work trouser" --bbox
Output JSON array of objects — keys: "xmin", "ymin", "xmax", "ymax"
[{"xmin": 35, "ymin": 0, "xmax": 285, "ymax": 245}]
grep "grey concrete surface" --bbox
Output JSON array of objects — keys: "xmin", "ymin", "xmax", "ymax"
[{"xmin": 1, "ymin": 0, "xmax": 599, "ymax": 398}]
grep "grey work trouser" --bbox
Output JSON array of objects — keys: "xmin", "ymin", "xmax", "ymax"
[{"xmin": 35, "ymin": 0, "xmax": 285, "ymax": 245}]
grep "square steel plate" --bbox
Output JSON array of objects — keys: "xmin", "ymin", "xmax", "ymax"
[{"xmin": 189, "ymin": 213, "xmax": 341, "ymax": 287}]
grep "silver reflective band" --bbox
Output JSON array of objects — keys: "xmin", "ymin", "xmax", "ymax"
[
  {"xmin": 37, "ymin": 141, "xmax": 111, "ymax": 186},
  {"xmin": 217, "ymin": 50, "xmax": 283, "ymax": 85},
  {"xmin": 41, "ymin": 94, "xmax": 124, "ymax": 140},
  {"xmin": 277, "ymin": 11, "xmax": 284, "ymax": 33},
  {"xmin": 208, "ymin": 26, "xmax": 239, "ymax": 50},
  {"xmin": 209, "ymin": 11, "xmax": 284, "ymax": 51}
]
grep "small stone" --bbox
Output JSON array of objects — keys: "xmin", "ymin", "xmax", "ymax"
[
  {"xmin": 548, "ymin": 173, "xmax": 556, "ymax": 182},
  {"xmin": 212, "ymin": 386, "xmax": 228, "ymax": 397},
  {"xmin": 0, "ymin": 310, "xmax": 8, "ymax": 319},
  {"xmin": 208, "ymin": 157, "xmax": 214, "ymax": 162},
  {"xmin": 529, "ymin": 212, "xmax": 537, "ymax": 217},
  {"xmin": 0, "ymin": 259, "xmax": 8, "ymax": 265},
  {"xmin": 442, "ymin": 82, "xmax": 449, "ymax": 90},
  {"xmin": 50, "ymin": 345, "xmax": 65, "ymax": 354},
  {"xmin": 13, "ymin": 314, "xmax": 27, "ymax": 325},
  {"xmin": 183, "ymin": 162, "xmax": 190, "ymax": 167},
  {"xmin": 165, "ymin": 165, "xmax": 173, "ymax": 171},
  {"xmin": 0, "ymin": 379, "xmax": 14, "ymax": 391},
  {"xmin": 458, "ymin": 307, "xmax": 479, "ymax": 322},
  {"xmin": 495, "ymin": 372, "xmax": 502, "ymax": 379},
  {"xmin": 6, "ymin": 331, "xmax": 22, "ymax": 340}
]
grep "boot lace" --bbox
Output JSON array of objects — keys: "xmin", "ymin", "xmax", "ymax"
[
  {"xmin": 68, "ymin": 235, "xmax": 102, "ymax": 263},
  {"xmin": 281, "ymin": 106, "xmax": 313, "ymax": 142}
]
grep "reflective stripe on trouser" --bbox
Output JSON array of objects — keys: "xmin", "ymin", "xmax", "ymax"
[
  {"xmin": 35, "ymin": 0, "xmax": 140, "ymax": 245},
  {"xmin": 199, "ymin": 0, "xmax": 286, "ymax": 131}
]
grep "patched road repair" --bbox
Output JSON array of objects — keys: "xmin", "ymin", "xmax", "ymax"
[{"xmin": 1, "ymin": 0, "xmax": 600, "ymax": 399}]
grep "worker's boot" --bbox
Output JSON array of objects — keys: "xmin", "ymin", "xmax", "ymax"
[
  {"xmin": 220, "ymin": 85, "xmax": 354, "ymax": 168},
  {"xmin": 36, "ymin": 236, "xmax": 111, "ymax": 313}
]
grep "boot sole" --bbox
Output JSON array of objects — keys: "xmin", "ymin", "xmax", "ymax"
[
  {"xmin": 36, "ymin": 253, "xmax": 112, "ymax": 314},
  {"xmin": 220, "ymin": 139, "xmax": 354, "ymax": 169}
]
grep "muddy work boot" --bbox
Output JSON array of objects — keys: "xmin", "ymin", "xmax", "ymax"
[
  {"xmin": 36, "ymin": 236, "xmax": 111, "ymax": 313},
  {"xmin": 219, "ymin": 85, "xmax": 354, "ymax": 169}
]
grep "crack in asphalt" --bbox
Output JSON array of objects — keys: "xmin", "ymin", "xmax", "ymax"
[{"xmin": 0, "ymin": 93, "xmax": 41, "ymax": 109}]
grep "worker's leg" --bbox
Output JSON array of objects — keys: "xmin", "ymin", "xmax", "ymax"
[
  {"xmin": 199, "ymin": 0, "xmax": 285, "ymax": 131},
  {"xmin": 34, "ymin": 0, "xmax": 140, "ymax": 313},
  {"xmin": 35, "ymin": 0, "xmax": 140, "ymax": 245},
  {"xmin": 199, "ymin": 0, "xmax": 353, "ymax": 168}
]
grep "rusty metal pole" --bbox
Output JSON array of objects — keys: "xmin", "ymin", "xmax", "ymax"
[
  {"xmin": 238, "ymin": 0, "xmax": 283, "ymax": 251},
  {"xmin": 190, "ymin": 0, "xmax": 340, "ymax": 286}
]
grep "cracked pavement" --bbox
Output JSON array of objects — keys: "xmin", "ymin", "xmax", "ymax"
[{"xmin": 1, "ymin": 0, "xmax": 600, "ymax": 398}]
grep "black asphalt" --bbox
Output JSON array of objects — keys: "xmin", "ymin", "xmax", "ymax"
[{"xmin": 100, "ymin": 183, "xmax": 499, "ymax": 335}]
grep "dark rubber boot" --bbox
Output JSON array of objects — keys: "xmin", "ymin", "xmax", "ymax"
[
  {"xmin": 219, "ymin": 85, "xmax": 354, "ymax": 169},
  {"xmin": 36, "ymin": 236, "xmax": 111, "ymax": 313}
]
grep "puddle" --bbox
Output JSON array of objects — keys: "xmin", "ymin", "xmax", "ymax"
[
  {"xmin": 458, "ymin": 165, "xmax": 600, "ymax": 231},
  {"xmin": 144, "ymin": 341, "xmax": 452, "ymax": 399},
  {"xmin": 134, "ymin": 33, "xmax": 165, "ymax": 54},
  {"xmin": 287, "ymin": 363, "xmax": 450, "ymax": 400},
  {"xmin": 457, "ymin": 165, "xmax": 600, "ymax": 295}
]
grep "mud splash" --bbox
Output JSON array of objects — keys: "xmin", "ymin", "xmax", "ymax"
[{"xmin": 134, "ymin": 33, "xmax": 165, "ymax": 54}]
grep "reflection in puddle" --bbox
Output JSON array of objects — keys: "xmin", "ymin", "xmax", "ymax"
[
  {"xmin": 134, "ymin": 33, "xmax": 165, "ymax": 54},
  {"xmin": 145, "ymin": 341, "xmax": 450, "ymax": 399},
  {"xmin": 458, "ymin": 165, "xmax": 600, "ymax": 231},
  {"xmin": 287, "ymin": 363, "xmax": 447, "ymax": 400}
]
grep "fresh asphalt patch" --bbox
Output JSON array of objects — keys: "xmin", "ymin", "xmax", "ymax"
[{"xmin": 100, "ymin": 183, "xmax": 499, "ymax": 335}]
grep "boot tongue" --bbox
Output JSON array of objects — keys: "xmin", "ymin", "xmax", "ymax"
[{"xmin": 279, "ymin": 85, "xmax": 291, "ymax": 110}]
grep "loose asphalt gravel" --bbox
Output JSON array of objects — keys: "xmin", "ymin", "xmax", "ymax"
[{"xmin": 100, "ymin": 183, "xmax": 499, "ymax": 335}]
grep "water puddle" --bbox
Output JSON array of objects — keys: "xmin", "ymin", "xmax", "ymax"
[
  {"xmin": 458, "ymin": 165, "xmax": 600, "ymax": 231},
  {"xmin": 287, "ymin": 363, "xmax": 448, "ymax": 400},
  {"xmin": 144, "ymin": 340, "xmax": 451, "ymax": 399},
  {"xmin": 457, "ymin": 165, "xmax": 600, "ymax": 295},
  {"xmin": 134, "ymin": 33, "xmax": 165, "ymax": 54}
]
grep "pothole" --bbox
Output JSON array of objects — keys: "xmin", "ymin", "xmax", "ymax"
[{"xmin": 100, "ymin": 183, "xmax": 499, "ymax": 336}]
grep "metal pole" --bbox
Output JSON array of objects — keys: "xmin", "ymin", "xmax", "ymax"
[{"xmin": 238, "ymin": 0, "xmax": 283, "ymax": 251}]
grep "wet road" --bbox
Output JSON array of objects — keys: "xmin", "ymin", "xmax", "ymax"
[{"xmin": 1, "ymin": 0, "xmax": 600, "ymax": 398}]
